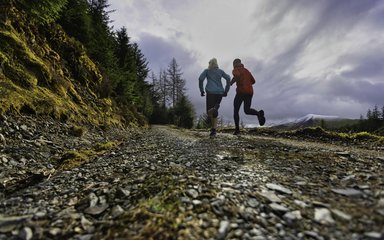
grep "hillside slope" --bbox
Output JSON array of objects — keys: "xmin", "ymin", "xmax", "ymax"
[{"xmin": 0, "ymin": 1, "xmax": 137, "ymax": 127}]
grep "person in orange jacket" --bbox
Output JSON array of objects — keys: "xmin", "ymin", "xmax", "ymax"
[{"xmin": 231, "ymin": 58, "xmax": 265, "ymax": 135}]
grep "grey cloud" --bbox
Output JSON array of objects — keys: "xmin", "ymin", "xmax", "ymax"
[
  {"xmin": 326, "ymin": 78, "xmax": 384, "ymax": 105},
  {"xmin": 341, "ymin": 53, "xmax": 384, "ymax": 80},
  {"xmin": 160, "ymin": 0, "xmax": 194, "ymax": 11},
  {"xmin": 138, "ymin": 32, "xmax": 197, "ymax": 73},
  {"xmin": 369, "ymin": 2, "xmax": 384, "ymax": 27},
  {"xmin": 265, "ymin": 0, "xmax": 377, "ymax": 68}
]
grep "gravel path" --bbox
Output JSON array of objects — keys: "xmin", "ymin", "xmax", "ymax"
[{"xmin": 1, "ymin": 120, "xmax": 383, "ymax": 239}]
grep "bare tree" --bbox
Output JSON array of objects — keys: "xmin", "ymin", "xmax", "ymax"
[
  {"xmin": 381, "ymin": 105, "xmax": 384, "ymax": 120},
  {"xmin": 167, "ymin": 58, "xmax": 186, "ymax": 107},
  {"xmin": 160, "ymin": 69, "xmax": 170, "ymax": 107},
  {"xmin": 372, "ymin": 105, "xmax": 380, "ymax": 120},
  {"xmin": 151, "ymin": 69, "xmax": 171, "ymax": 107}
]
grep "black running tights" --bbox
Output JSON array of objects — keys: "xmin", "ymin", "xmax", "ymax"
[{"xmin": 233, "ymin": 93, "xmax": 258, "ymax": 129}]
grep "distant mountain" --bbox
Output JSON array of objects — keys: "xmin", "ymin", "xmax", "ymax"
[{"xmin": 270, "ymin": 114, "xmax": 342, "ymax": 129}]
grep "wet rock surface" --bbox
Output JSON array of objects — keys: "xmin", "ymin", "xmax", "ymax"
[{"xmin": 0, "ymin": 115, "xmax": 383, "ymax": 239}]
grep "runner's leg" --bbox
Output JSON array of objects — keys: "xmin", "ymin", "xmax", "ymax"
[
  {"xmin": 243, "ymin": 94, "xmax": 259, "ymax": 116},
  {"xmin": 207, "ymin": 94, "xmax": 222, "ymax": 135},
  {"xmin": 206, "ymin": 94, "xmax": 215, "ymax": 114},
  {"xmin": 243, "ymin": 94, "xmax": 266, "ymax": 126},
  {"xmin": 233, "ymin": 94, "xmax": 243, "ymax": 130}
]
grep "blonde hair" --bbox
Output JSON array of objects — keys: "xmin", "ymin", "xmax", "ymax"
[{"xmin": 208, "ymin": 58, "xmax": 218, "ymax": 69}]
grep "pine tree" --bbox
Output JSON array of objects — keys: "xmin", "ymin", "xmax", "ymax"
[
  {"xmin": 131, "ymin": 42, "xmax": 150, "ymax": 114},
  {"xmin": 173, "ymin": 95, "xmax": 195, "ymax": 128},
  {"xmin": 367, "ymin": 109, "xmax": 372, "ymax": 119},
  {"xmin": 57, "ymin": 0, "xmax": 91, "ymax": 45},
  {"xmin": 18, "ymin": 0, "xmax": 68, "ymax": 25},
  {"xmin": 115, "ymin": 27, "xmax": 132, "ymax": 69},
  {"xmin": 114, "ymin": 27, "xmax": 136, "ymax": 101},
  {"xmin": 131, "ymin": 43, "xmax": 149, "ymax": 83},
  {"xmin": 114, "ymin": 27, "xmax": 150, "ymax": 115},
  {"xmin": 87, "ymin": 0, "xmax": 115, "ymax": 69}
]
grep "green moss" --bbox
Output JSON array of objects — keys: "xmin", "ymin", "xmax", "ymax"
[
  {"xmin": 0, "ymin": 51, "xmax": 8, "ymax": 65},
  {"xmin": 352, "ymin": 132, "xmax": 375, "ymax": 140},
  {"xmin": 69, "ymin": 125, "xmax": 86, "ymax": 137},
  {"xmin": 93, "ymin": 141, "xmax": 117, "ymax": 152},
  {"xmin": 61, "ymin": 150, "xmax": 86, "ymax": 161},
  {"xmin": 0, "ymin": 80, "xmax": 31, "ymax": 113},
  {"xmin": 292, "ymin": 127, "xmax": 384, "ymax": 145},
  {"xmin": 0, "ymin": 29, "xmax": 45, "ymax": 88},
  {"xmin": 58, "ymin": 150, "xmax": 92, "ymax": 170},
  {"xmin": 79, "ymin": 54, "xmax": 103, "ymax": 84},
  {"xmin": 336, "ymin": 132, "xmax": 350, "ymax": 139},
  {"xmin": 56, "ymin": 141, "xmax": 118, "ymax": 171},
  {"xmin": 0, "ymin": 42, "xmax": 38, "ymax": 89},
  {"xmin": 104, "ymin": 173, "xmax": 188, "ymax": 239},
  {"xmin": 139, "ymin": 196, "xmax": 177, "ymax": 215}
]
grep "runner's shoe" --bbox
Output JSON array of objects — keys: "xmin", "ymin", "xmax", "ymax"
[
  {"xmin": 233, "ymin": 129, "xmax": 240, "ymax": 135},
  {"xmin": 210, "ymin": 128, "xmax": 217, "ymax": 137},
  {"xmin": 257, "ymin": 110, "xmax": 266, "ymax": 126}
]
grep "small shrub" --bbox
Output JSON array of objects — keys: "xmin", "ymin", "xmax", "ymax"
[
  {"xmin": 93, "ymin": 141, "xmax": 117, "ymax": 151},
  {"xmin": 61, "ymin": 150, "xmax": 84, "ymax": 161},
  {"xmin": 58, "ymin": 150, "xmax": 92, "ymax": 170},
  {"xmin": 295, "ymin": 127, "xmax": 328, "ymax": 138},
  {"xmin": 69, "ymin": 125, "xmax": 85, "ymax": 137},
  {"xmin": 353, "ymin": 132, "xmax": 375, "ymax": 141}
]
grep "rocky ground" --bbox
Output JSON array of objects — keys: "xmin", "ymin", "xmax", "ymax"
[{"xmin": 0, "ymin": 114, "xmax": 383, "ymax": 240}]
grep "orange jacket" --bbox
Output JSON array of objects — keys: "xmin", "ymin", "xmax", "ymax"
[{"xmin": 231, "ymin": 64, "xmax": 255, "ymax": 94}]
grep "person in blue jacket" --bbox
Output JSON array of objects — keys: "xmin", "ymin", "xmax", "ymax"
[{"xmin": 199, "ymin": 58, "xmax": 230, "ymax": 137}]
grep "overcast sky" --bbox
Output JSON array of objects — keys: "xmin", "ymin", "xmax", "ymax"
[{"xmin": 107, "ymin": 0, "xmax": 384, "ymax": 125}]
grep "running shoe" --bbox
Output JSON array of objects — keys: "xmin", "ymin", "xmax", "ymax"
[{"xmin": 258, "ymin": 110, "xmax": 266, "ymax": 126}]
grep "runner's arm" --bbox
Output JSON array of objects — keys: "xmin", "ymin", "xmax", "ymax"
[{"xmin": 198, "ymin": 70, "xmax": 207, "ymax": 94}]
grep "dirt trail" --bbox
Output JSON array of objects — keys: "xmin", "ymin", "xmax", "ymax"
[
  {"xmin": 1, "ymin": 124, "xmax": 383, "ymax": 239},
  {"xmin": 150, "ymin": 126, "xmax": 384, "ymax": 239}
]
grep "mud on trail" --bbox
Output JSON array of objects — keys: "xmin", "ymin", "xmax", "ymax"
[{"xmin": 0, "ymin": 123, "xmax": 383, "ymax": 239}]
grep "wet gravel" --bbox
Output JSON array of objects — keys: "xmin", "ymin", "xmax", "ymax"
[{"xmin": 0, "ymin": 115, "xmax": 383, "ymax": 239}]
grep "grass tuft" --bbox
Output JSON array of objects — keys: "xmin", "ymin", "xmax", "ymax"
[{"xmin": 93, "ymin": 141, "xmax": 117, "ymax": 151}]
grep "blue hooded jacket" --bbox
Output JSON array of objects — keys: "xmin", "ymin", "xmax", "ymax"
[{"xmin": 199, "ymin": 68, "xmax": 230, "ymax": 95}]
